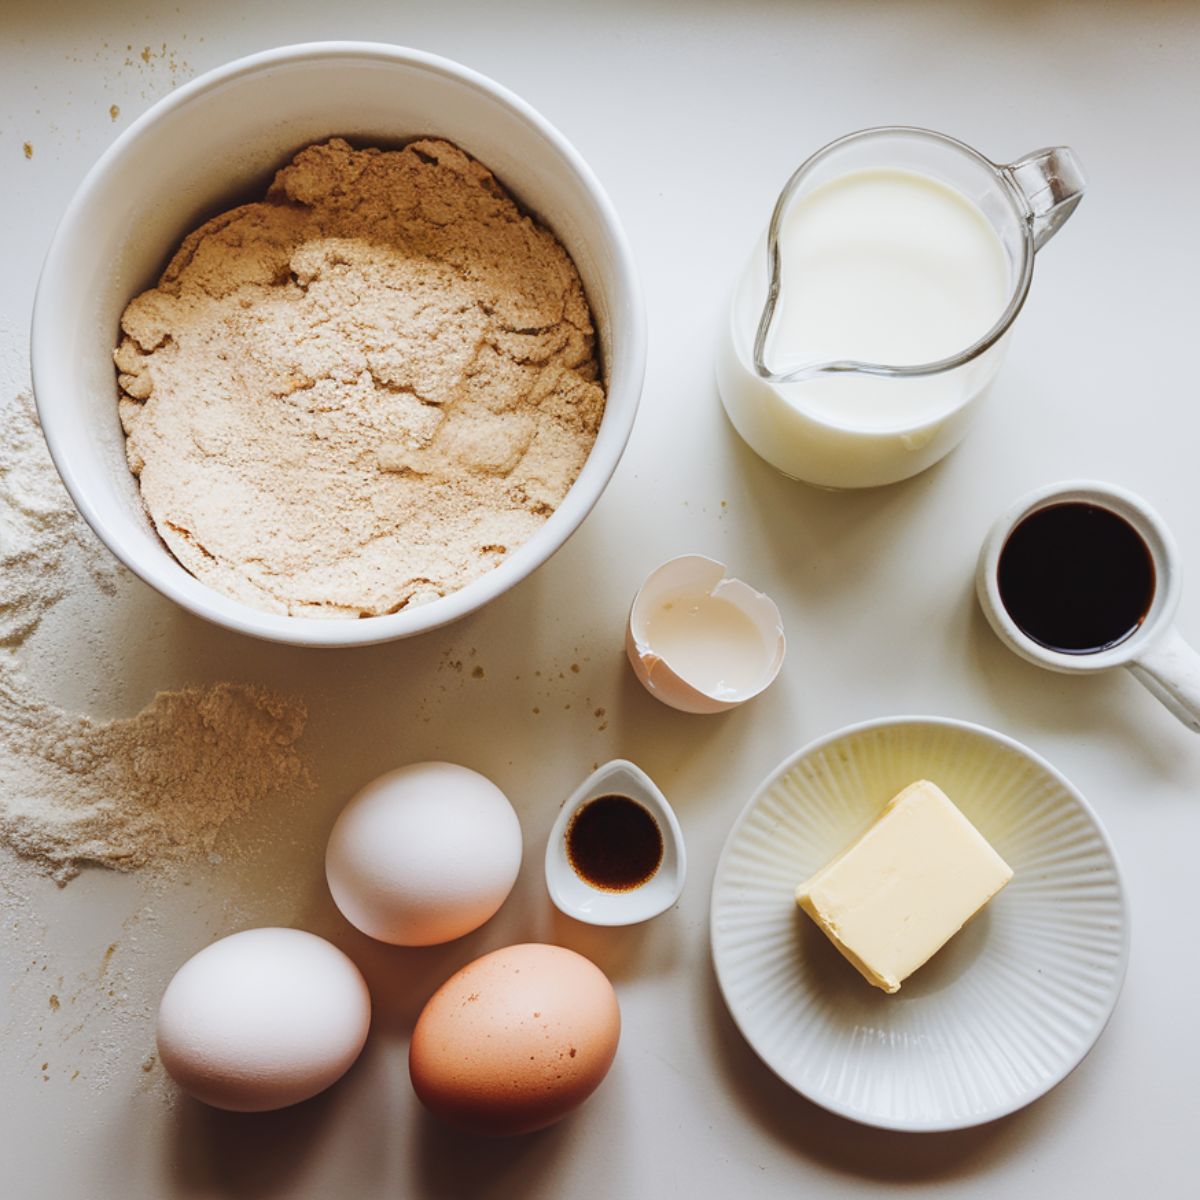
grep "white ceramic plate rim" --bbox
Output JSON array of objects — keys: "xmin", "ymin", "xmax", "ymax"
[{"xmin": 709, "ymin": 714, "xmax": 1131, "ymax": 1132}]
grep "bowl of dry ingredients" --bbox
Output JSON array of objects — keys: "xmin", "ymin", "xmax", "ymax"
[{"xmin": 31, "ymin": 43, "xmax": 644, "ymax": 646}]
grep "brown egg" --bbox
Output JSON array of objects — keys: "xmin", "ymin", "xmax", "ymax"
[{"xmin": 409, "ymin": 943, "xmax": 620, "ymax": 1135}]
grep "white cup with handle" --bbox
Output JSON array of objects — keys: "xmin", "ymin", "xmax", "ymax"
[{"xmin": 977, "ymin": 480, "xmax": 1200, "ymax": 733}]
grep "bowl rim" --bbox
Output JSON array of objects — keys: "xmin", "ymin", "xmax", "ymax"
[
  {"xmin": 709, "ymin": 713, "xmax": 1130, "ymax": 1132},
  {"xmin": 30, "ymin": 40, "xmax": 646, "ymax": 647}
]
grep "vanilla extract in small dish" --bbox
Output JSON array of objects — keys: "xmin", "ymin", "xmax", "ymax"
[
  {"xmin": 997, "ymin": 502, "xmax": 1155, "ymax": 654},
  {"xmin": 566, "ymin": 795, "xmax": 664, "ymax": 892}
]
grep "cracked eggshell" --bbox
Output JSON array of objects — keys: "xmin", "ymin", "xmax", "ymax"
[{"xmin": 625, "ymin": 554, "xmax": 786, "ymax": 714}]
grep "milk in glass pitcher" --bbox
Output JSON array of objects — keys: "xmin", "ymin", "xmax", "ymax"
[{"xmin": 716, "ymin": 127, "xmax": 1085, "ymax": 489}]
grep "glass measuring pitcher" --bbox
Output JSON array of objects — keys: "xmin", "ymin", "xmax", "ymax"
[{"xmin": 716, "ymin": 127, "xmax": 1085, "ymax": 489}]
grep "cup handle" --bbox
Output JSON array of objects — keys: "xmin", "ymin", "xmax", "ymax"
[
  {"xmin": 1127, "ymin": 626, "xmax": 1200, "ymax": 734},
  {"xmin": 1001, "ymin": 147, "xmax": 1086, "ymax": 251}
]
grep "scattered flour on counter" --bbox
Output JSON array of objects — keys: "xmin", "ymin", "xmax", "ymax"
[
  {"xmin": 0, "ymin": 391, "xmax": 121, "ymax": 646},
  {"xmin": 0, "ymin": 388, "xmax": 311, "ymax": 883}
]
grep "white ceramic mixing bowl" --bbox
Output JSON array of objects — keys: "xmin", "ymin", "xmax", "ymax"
[{"xmin": 31, "ymin": 42, "xmax": 645, "ymax": 647}]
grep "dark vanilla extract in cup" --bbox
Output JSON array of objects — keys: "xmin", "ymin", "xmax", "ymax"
[
  {"xmin": 566, "ymin": 794, "xmax": 664, "ymax": 892},
  {"xmin": 997, "ymin": 502, "xmax": 1155, "ymax": 654}
]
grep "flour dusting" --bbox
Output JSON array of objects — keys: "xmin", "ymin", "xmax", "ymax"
[{"xmin": 0, "ymin": 388, "xmax": 310, "ymax": 883}]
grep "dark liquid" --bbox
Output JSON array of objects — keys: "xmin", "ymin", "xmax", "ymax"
[
  {"xmin": 997, "ymin": 502, "xmax": 1155, "ymax": 654},
  {"xmin": 566, "ymin": 794, "xmax": 664, "ymax": 893}
]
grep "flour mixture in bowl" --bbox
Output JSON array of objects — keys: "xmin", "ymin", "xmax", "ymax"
[{"xmin": 114, "ymin": 138, "xmax": 606, "ymax": 617}]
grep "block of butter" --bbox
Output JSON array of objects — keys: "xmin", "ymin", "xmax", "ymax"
[{"xmin": 795, "ymin": 780, "xmax": 1013, "ymax": 994}]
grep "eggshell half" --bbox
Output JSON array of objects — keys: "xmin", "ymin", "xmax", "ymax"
[
  {"xmin": 156, "ymin": 928, "xmax": 371, "ymax": 1112},
  {"xmin": 626, "ymin": 554, "xmax": 786, "ymax": 713},
  {"xmin": 409, "ymin": 943, "xmax": 620, "ymax": 1135}
]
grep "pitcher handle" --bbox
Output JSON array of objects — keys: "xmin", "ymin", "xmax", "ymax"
[{"xmin": 1001, "ymin": 147, "xmax": 1086, "ymax": 252}]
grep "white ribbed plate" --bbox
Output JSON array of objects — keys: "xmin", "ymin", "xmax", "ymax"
[{"xmin": 711, "ymin": 716, "xmax": 1128, "ymax": 1131}]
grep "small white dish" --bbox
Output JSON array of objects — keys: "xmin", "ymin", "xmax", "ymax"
[
  {"xmin": 711, "ymin": 716, "xmax": 1129, "ymax": 1132},
  {"xmin": 626, "ymin": 555, "xmax": 785, "ymax": 714},
  {"xmin": 545, "ymin": 759, "xmax": 686, "ymax": 926}
]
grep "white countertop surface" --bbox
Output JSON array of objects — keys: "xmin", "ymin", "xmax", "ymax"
[{"xmin": 3, "ymin": 2, "xmax": 1199, "ymax": 1196}]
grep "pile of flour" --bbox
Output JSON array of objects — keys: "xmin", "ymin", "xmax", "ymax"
[
  {"xmin": 116, "ymin": 137, "xmax": 606, "ymax": 617},
  {"xmin": 0, "ymin": 387, "xmax": 309, "ymax": 883}
]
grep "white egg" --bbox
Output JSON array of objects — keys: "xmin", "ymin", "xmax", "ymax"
[
  {"xmin": 325, "ymin": 761, "xmax": 523, "ymax": 946},
  {"xmin": 156, "ymin": 927, "xmax": 370, "ymax": 1112}
]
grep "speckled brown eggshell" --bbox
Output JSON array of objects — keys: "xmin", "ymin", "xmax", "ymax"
[{"xmin": 409, "ymin": 943, "xmax": 620, "ymax": 1135}]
